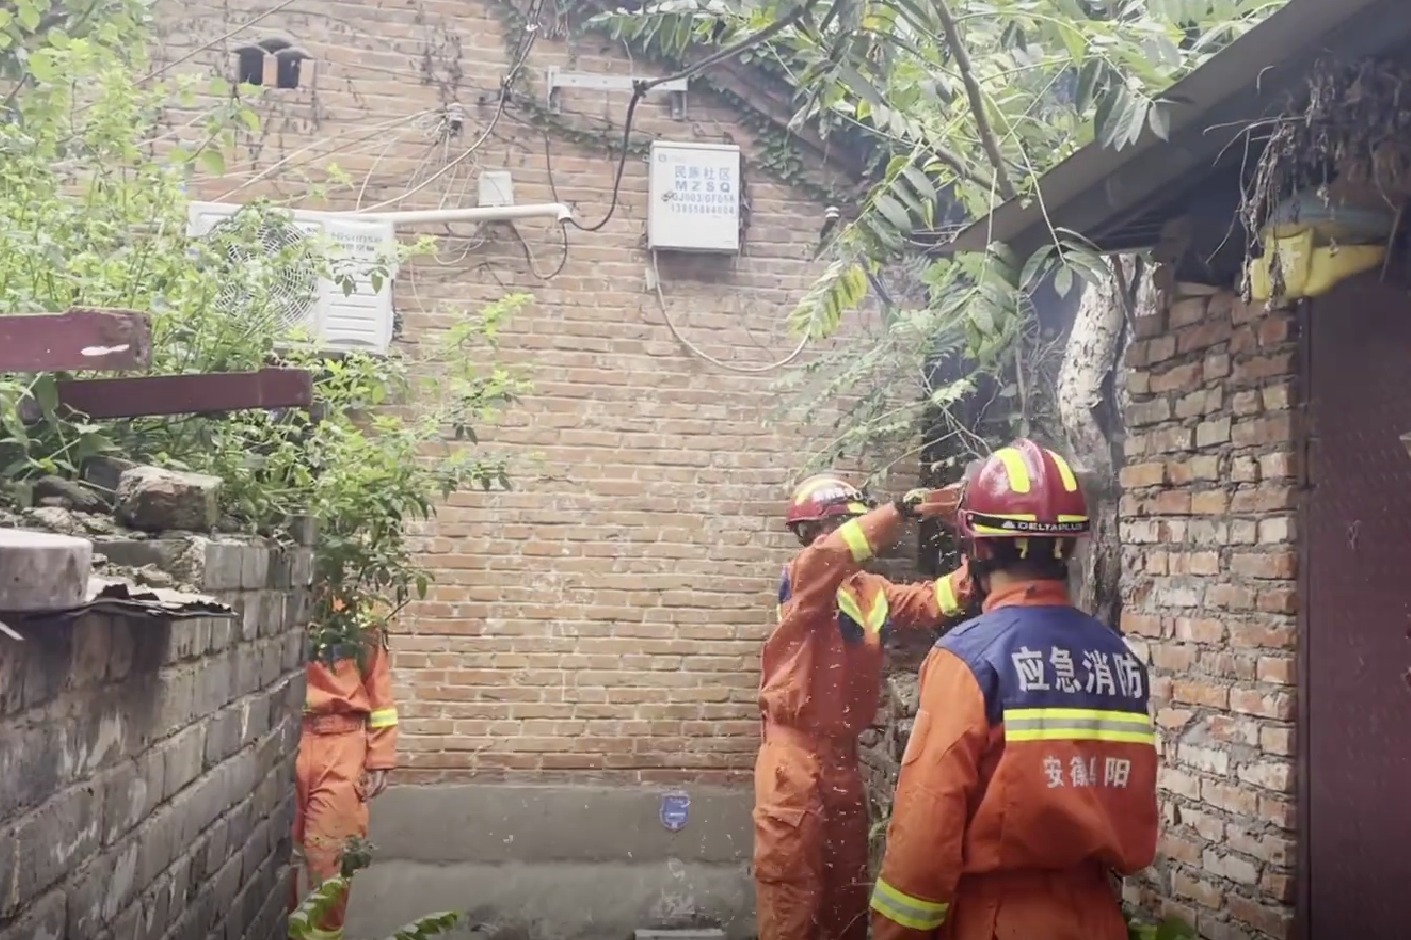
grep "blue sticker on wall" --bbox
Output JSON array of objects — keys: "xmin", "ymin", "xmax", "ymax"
[{"xmin": 660, "ymin": 791, "xmax": 691, "ymax": 832}]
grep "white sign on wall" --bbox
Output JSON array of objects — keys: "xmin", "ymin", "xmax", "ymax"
[{"xmin": 647, "ymin": 141, "xmax": 741, "ymax": 253}]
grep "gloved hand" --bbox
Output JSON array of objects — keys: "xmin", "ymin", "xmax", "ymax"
[
  {"xmin": 894, "ymin": 483, "xmax": 965, "ymax": 521},
  {"xmin": 893, "ymin": 488, "xmax": 932, "ymax": 519}
]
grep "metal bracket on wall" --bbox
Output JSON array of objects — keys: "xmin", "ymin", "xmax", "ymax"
[{"xmin": 545, "ymin": 67, "xmax": 689, "ymax": 120}]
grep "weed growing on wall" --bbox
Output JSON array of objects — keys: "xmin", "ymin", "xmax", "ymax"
[{"xmin": 0, "ymin": 5, "xmax": 530, "ymax": 657}]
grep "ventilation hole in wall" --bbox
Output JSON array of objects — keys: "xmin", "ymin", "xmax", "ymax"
[{"xmin": 231, "ymin": 37, "xmax": 310, "ymax": 90}]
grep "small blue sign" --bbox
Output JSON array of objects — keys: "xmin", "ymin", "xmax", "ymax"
[{"xmin": 659, "ymin": 791, "xmax": 691, "ymax": 832}]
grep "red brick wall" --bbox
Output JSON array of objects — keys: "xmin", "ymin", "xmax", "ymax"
[
  {"xmin": 154, "ymin": 0, "xmax": 914, "ymax": 785},
  {"xmin": 1119, "ymin": 290, "xmax": 1298, "ymax": 940}
]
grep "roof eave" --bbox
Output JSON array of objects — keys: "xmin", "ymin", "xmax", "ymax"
[{"xmin": 931, "ymin": 0, "xmax": 1408, "ymax": 259}]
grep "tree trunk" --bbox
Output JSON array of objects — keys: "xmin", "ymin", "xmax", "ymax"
[{"xmin": 1056, "ymin": 254, "xmax": 1153, "ymax": 625}]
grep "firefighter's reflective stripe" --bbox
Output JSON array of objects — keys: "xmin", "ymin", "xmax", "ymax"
[
  {"xmin": 367, "ymin": 707, "xmax": 399, "ymax": 729},
  {"xmin": 1003, "ymin": 707, "xmax": 1155, "ymax": 744},
  {"xmin": 837, "ymin": 584, "xmax": 889, "ymax": 634},
  {"xmin": 935, "ymin": 574, "xmax": 961, "ymax": 617},
  {"xmin": 837, "ymin": 518, "xmax": 873, "ymax": 562},
  {"xmin": 870, "ymin": 877, "xmax": 949, "ymax": 930}
]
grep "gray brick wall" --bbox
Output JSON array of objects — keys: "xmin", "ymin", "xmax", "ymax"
[{"xmin": 0, "ymin": 533, "xmax": 311, "ymax": 940}]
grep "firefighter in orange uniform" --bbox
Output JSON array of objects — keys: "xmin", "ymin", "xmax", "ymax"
[
  {"xmin": 755, "ymin": 473, "xmax": 974, "ymax": 940},
  {"xmin": 293, "ymin": 614, "xmax": 399, "ymax": 940},
  {"xmin": 870, "ymin": 439, "xmax": 1159, "ymax": 940}
]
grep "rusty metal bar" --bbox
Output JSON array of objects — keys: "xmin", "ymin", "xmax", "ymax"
[
  {"xmin": 46, "ymin": 368, "xmax": 313, "ymax": 419},
  {"xmin": 0, "ymin": 308, "xmax": 151, "ymax": 373}
]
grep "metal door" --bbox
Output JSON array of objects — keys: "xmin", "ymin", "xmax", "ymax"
[{"xmin": 1306, "ymin": 274, "xmax": 1411, "ymax": 938}]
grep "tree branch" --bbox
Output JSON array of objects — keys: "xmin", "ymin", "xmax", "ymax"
[
  {"xmin": 638, "ymin": 0, "xmax": 823, "ymax": 93},
  {"xmin": 933, "ymin": 0, "xmax": 1016, "ymax": 200}
]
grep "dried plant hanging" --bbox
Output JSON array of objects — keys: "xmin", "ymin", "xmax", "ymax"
[{"xmin": 1239, "ymin": 57, "xmax": 1411, "ymax": 299}]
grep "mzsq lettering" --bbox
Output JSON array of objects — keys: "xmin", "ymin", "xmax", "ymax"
[{"xmin": 1010, "ymin": 643, "xmax": 1149, "ymax": 791}]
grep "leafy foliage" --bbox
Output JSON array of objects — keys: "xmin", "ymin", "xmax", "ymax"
[
  {"xmin": 593, "ymin": 0, "xmax": 1286, "ymax": 468},
  {"xmin": 288, "ymin": 842, "xmax": 461, "ymax": 940},
  {"xmin": 0, "ymin": 2, "xmax": 528, "ymax": 658}
]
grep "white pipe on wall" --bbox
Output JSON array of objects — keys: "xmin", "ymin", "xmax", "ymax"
[{"xmin": 356, "ymin": 204, "xmax": 573, "ymax": 225}]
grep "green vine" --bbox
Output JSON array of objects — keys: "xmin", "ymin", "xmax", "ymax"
[{"xmin": 491, "ymin": 0, "xmax": 846, "ymax": 206}]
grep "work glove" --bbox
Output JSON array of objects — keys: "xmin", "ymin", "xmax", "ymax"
[
  {"xmin": 894, "ymin": 483, "xmax": 965, "ymax": 522},
  {"xmin": 893, "ymin": 488, "xmax": 932, "ymax": 519}
]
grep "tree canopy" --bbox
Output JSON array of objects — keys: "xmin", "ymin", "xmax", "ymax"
[{"xmin": 596, "ymin": 0, "xmax": 1287, "ymax": 471}]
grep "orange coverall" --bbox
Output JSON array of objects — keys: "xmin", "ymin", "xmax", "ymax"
[
  {"xmin": 294, "ymin": 633, "xmax": 399, "ymax": 940},
  {"xmin": 871, "ymin": 581, "xmax": 1159, "ymax": 940},
  {"xmin": 756, "ymin": 501, "xmax": 974, "ymax": 940}
]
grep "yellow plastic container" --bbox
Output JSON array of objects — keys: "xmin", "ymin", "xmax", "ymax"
[{"xmin": 1247, "ymin": 227, "xmax": 1386, "ymax": 300}]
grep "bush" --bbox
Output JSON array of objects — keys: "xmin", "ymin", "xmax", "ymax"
[{"xmin": 0, "ymin": 8, "xmax": 529, "ymax": 656}]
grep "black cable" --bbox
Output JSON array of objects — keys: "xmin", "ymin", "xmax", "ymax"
[{"xmin": 563, "ymin": 86, "xmax": 645, "ymax": 234}]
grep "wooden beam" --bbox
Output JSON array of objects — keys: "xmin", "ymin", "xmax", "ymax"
[
  {"xmin": 38, "ymin": 368, "xmax": 313, "ymax": 420},
  {"xmin": 0, "ymin": 308, "xmax": 151, "ymax": 373}
]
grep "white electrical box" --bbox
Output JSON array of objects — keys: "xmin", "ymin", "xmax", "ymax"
[
  {"xmin": 478, "ymin": 169, "xmax": 515, "ymax": 208},
  {"xmin": 647, "ymin": 141, "xmax": 741, "ymax": 253}
]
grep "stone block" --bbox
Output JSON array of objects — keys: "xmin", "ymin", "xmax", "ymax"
[
  {"xmin": 101, "ymin": 752, "xmax": 162, "ymax": 846},
  {"xmin": 115, "ymin": 467, "xmax": 221, "ymax": 533},
  {"xmin": 161, "ymin": 724, "xmax": 207, "ymax": 801},
  {"xmin": 289, "ymin": 548, "xmax": 313, "ymax": 589},
  {"xmin": 0, "ymin": 887, "xmax": 66, "ymax": 940},
  {"xmin": 6, "ymin": 783, "xmax": 103, "ymax": 917},
  {"xmin": 193, "ymin": 654, "xmax": 233, "ymax": 716},
  {"xmin": 201, "ymin": 542, "xmax": 247, "ymax": 592},
  {"xmin": 152, "ymin": 668, "xmax": 196, "ymax": 739},
  {"xmin": 240, "ymin": 546, "xmax": 271, "ymax": 590},
  {"xmin": 205, "ymin": 707, "xmax": 243, "ymax": 769},
  {"xmin": 0, "ymin": 529, "xmax": 93, "ymax": 612}
]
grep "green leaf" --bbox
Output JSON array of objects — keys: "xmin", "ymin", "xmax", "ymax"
[
  {"xmin": 198, "ymin": 148, "xmax": 226, "ymax": 175},
  {"xmin": 27, "ymin": 48, "xmax": 58, "ymax": 82},
  {"xmin": 1147, "ymin": 98, "xmax": 1173, "ymax": 141},
  {"xmin": 16, "ymin": 0, "xmax": 41, "ymax": 31},
  {"xmin": 1054, "ymin": 264, "xmax": 1076, "ymax": 297},
  {"xmin": 872, "ymin": 193, "xmax": 913, "ymax": 233}
]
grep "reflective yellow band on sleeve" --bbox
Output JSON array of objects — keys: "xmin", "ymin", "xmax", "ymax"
[
  {"xmin": 837, "ymin": 588, "xmax": 866, "ymax": 627},
  {"xmin": 838, "ymin": 519, "xmax": 873, "ymax": 563},
  {"xmin": 1003, "ymin": 707, "xmax": 1155, "ymax": 744},
  {"xmin": 368, "ymin": 708, "xmax": 399, "ymax": 730},
  {"xmin": 935, "ymin": 573, "xmax": 961, "ymax": 616},
  {"xmin": 836, "ymin": 587, "xmax": 890, "ymax": 634},
  {"xmin": 869, "ymin": 877, "xmax": 949, "ymax": 931}
]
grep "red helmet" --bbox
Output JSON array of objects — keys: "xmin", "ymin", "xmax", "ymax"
[
  {"xmin": 785, "ymin": 473, "xmax": 871, "ymax": 528},
  {"xmin": 956, "ymin": 439, "xmax": 1089, "ymax": 540}
]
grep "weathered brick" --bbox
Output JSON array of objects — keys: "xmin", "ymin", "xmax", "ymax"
[
  {"xmin": 1230, "ymin": 688, "xmax": 1296, "ymax": 720},
  {"xmin": 1230, "ymin": 551, "xmax": 1297, "ymax": 580},
  {"xmin": 1203, "ymin": 849, "xmax": 1260, "ymax": 885},
  {"xmin": 1173, "ymin": 617, "xmax": 1225, "ymax": 644},
  {"xmin": 1172, "ymin": 678, "xmax": 1229, "ymax": 709},
  {"xmin": 1120, "ymin": 463, "xmax": 1167, "ymax": 488},
  {"xmin": 1196, "ymin": 418, "xmax": 1232, "ymax": 447}
]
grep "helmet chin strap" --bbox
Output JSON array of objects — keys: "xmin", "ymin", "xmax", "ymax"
[{"xmin": 963, "ymin": 539, "xmax": 993, "ymax": 605}]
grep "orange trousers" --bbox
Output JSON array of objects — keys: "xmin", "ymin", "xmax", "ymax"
[
  {"xmin": 930, "ymin": 868, "xmax": 1127, "ymax": 940},
  {"xmin": 293, "ymin": 716, "xmax": 369, "ymax": 938},
  {"xmin": 753, "ymin": 727, "xmax": 870, "ymax": 940}
]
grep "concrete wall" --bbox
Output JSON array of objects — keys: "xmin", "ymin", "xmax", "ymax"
[
  {"xmin": 151, "ymin": 0, "xmax": 867, "ymax": 786},
  {"xmin": 0, "ymin": 531, "xmax": 311, "ymax": 940},
  {"xmin": 347, "ymin": 783, "xmax": 753, "ymax": 939},
  {"xmin": 1119, "ymin": 289, "xmax": 1298, "ymax": 939}
]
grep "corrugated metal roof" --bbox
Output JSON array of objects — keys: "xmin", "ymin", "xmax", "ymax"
[
  {"xmin": 3, "ymin": 576, "xmax": 235, "ymax": 623},
  {"xmin": 937, "ymin": 0, "xmax": 1411, "ymax": 258}
]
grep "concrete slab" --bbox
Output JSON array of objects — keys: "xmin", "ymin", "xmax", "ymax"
[
  {"xmin": 346, "ymin": 860, "xmax": 752, "ymax": 940},
  {"xmin": 366, "ymin": 784, "xmax": 753, "ymax": 864},
  {"xmin": 347, "ymin": 783, "xmax": 756, "ymax": 939}
]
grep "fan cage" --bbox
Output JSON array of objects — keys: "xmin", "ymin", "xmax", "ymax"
[{"xmin": 208, "ymin": 214, "xmax": 320, "ymax": 331}]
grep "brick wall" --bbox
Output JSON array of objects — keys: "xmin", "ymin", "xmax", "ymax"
[
  {"xmin": 1118, "ymin": 289, "xmax": 1298, "ymax": 940},
  {"xmin": 0, "ymin": 531, "xmax": 311, "ymax": 940},
  {"xmin": 153, "ymin": 0, "xmax": 899, "ymax": 785}
]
